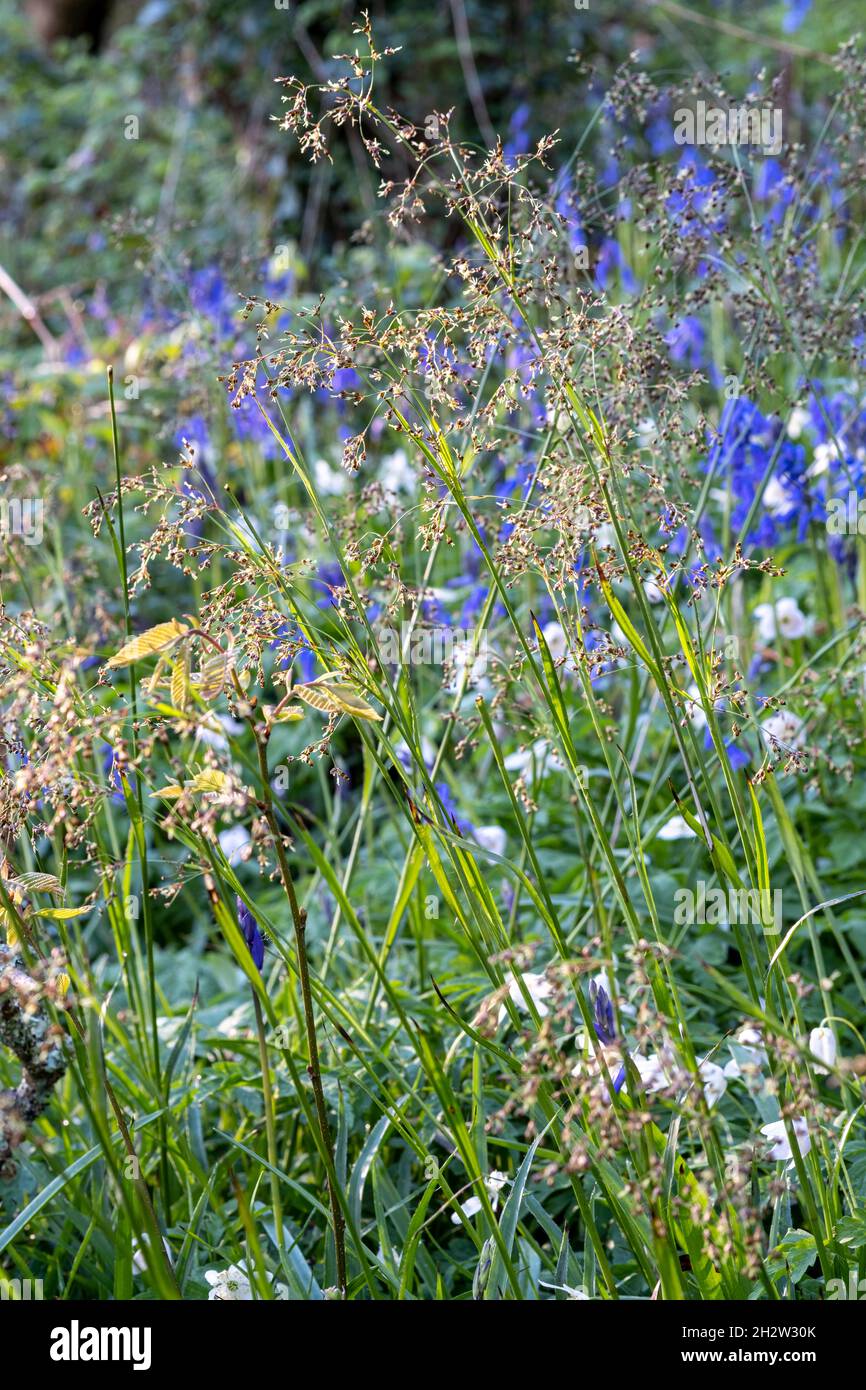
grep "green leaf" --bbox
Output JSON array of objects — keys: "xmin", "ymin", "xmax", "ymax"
[{"xmin": 765, "ymin": 1228, "xmax": 817, "ymax": 1285}]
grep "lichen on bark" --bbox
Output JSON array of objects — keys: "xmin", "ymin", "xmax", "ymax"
[{"xmin": 0, "ymin": 947, "xmax": 67, "ymax": 1179}]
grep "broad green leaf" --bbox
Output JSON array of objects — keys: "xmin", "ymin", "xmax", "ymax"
[{"xmin": 766, "ymin": 1228, "xmax": 817, "ymax": 1285}]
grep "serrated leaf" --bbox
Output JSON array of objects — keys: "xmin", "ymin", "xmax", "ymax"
[
  {"xmin": 836, "ymin": 1214, "xmax": 866, "ymax": 1250},
  {"xmin": 155, "ymin": 769, "xmax": 229, "ymax": 799},
  {"xmin": 107, "ymin": 619, "xmax": 189, "ymax": 668},
  {"xmin": 294, "ymin": 676, "xmax": 382, "ymax": 721},
  {"xmin": 2, "ymin": 912, "xmax": 18, "ymax": 948},
  {"xmin": 8, "ymin": 872, "xmax": 65, "ymax": 896},
  {"xmin": 192, "ymin": 650, "xmax": 230, "ymax": 701},
  {"xmin": 170, "ymin": 650, "xmax": 191, "ymax": 712},
  {"xmin": 765, "ymin": 1228, "xmax": 817, "ymax": 1285},
  {"xmin": 191, "ymin": 769, "xmax": 230, "ymax": 795},
  {"xmin": 268, "ymin": 703, "xmax": 306, "ymax": 723},
  {"xmin": 143, "ymin": 655, "xmax": 169, "ymax": 694}
]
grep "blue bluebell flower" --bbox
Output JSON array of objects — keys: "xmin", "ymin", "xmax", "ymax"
[
  {"xmin": 646, "ymin": 100, "xmax": 677, "ymax": 156},
  {"xmin": 700, "ymin": 396, "xmax": 812, "ymax": 551},
  {"xmin": 590, "ymin": 980, "xmax": 616, "ymax": 1045},
  {"xmin": 236, "ymin": 896, "xmax": 265, "ymax": 973},
  {"xmin": 504, "ymin": 102, "xmax": 531, "ymax": 163},
  {"xmin": 101, "ymin": 744, "xmax": 135, "ymax": 806},
  {"xmin": 702, "ymin": 728, "xmax": 751, "ymax": 772},
  {"xmin": 595, "ymin": 238, "xmax": 638, "ymax": 295},
  {"xmin": 589, "ymin": 981, "xmax": 626, "ymax": 1093},
  {"xmin": 459, "ymin": 581, "xmax": 488, "ymax": 628},
  {"xmin": 553, "ymin": 172, "xmax": 588, "ymax": 257},
  {"xmin": 313, "ymin": 562, "xmax": 347, "ymax": 609},
  {"xmin": 665, "ymin": 315, "xmax": 705, "ymax": 369},
  {"xmin": 434, "ymin": 781, "xmax": 474, "ymax": 836},
  {"xmin": 726, "ymin": 743, "xmax": 752, "ymax": 772},
  {"xmin": 269, "ymin": 622, "xmax": 316, "ymax": 680},
  {"xmin": 782, "ymin": 0, "xmax": 811, "ymax": 32},
  {"xmin": 752, "ymin": 157, "xmax": 799, "ymax": 242},
  {"xmin": 230, "ymin": 393, "xmax": 281, "ymax": 459},
  {"xmin": 665, "ymin": 153, "xmax": 725, "ymax": 245}
]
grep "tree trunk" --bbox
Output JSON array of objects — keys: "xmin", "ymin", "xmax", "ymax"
[{"xmin": 25, "ymin": 0, "xmax": 114, "ymax": 52}]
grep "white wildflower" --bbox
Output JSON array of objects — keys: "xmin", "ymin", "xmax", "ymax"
[
  {"xmin": 446, "ymin": 639, "xmax": 489, "ymax": 694},
  {"xmin": 630, "ymin": 1050, "xmax": 671, "ymax": 1094},
  {"xmin": 204, "ymin": 1263, "xmax": 289, "ymax": 1300},
  {"xmin": 760, "ymin": 1118, "xmax": 811, "ymax": 1162},
  {"xmin": 763, "ymin": 476, "xmax": 794, "ymax": 516},
  {"xmin": 474, "ymin": 824, "xmax": 507, "ymax": 858},
  {"xmin": 198, "ymin": 713, "xmax": 245, "ymax": 751},
  {"xmin": 698, "ymin": 1059, "xmax": 727, "ymax": 1108},
  {"xmin": 753, "ymin": 597, "xmax": 809, "ymax": 643},
  {"xmin": 218, "ymin": 824, "xmax": 251, "ymax": 867},
  {"xmin": 380, "ymin": 448, "xmax": 415, "ymax": 493},
  {"xmin": 807, "ymin": 441, "xmax": 840, "ymax": 478},
  {"xmin": 724, "ymin": 1026, "xmax": 768, "ymax": 1079},
  {"xmin": 451, "ymin": 1169, "xmax": 509, "ymax": 1223},
  {"xmin": 541, "ymin": 620, "xmax": 568, "ymax": 663},
  {"xmin": 656, "ymin": 813, "xmax": 696, "ymax": 841},
  {"xmin": 313, "ymin": 457, "xmax": 347, "ymax": 496},
  {"xmin": 498, "ymin": 970, "xmax": 553, "ymax": 1023},
  {"xmin": 786, "ymin": 406, "xmax": 811, "ymax": 440},
  {"xmin": 808, "ymin": 1025, "xmax": 837, "ymax": 1075},
  {"xmin": 685, "ymin": 682, "xmax": 708, "ymax": 730}
]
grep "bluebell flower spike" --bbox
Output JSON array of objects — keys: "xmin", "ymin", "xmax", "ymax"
[
  {"xmin": 589, "ymin": 982, "xmax": 626, "ymax": 1094},
  {"xmin": 589, "ymin": 980, "xmax": 616, "ymax": 1046},
  {"xmin": 236, "ymin": 897, "xmax": 265, "ymax": 973}
]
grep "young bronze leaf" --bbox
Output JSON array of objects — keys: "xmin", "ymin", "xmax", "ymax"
[
  {"xmin": 155, "ymin": 769, "xmax": 229, "ymax": 799},
  {"xmin": 294, "ymin": 678, "xmax": 382, "ymax": 721},
  {"xmin": 264, "ymin": 703, "xmax": 307, "ymax": 723},
  {"xmin": 107, "ymin": 619, "xmax": 189, "ymax": 668},
  {"xmin": 8, "ymin": 872, "xmax": 65, "ymax": 896},
  {"xmin": 293, "ymin": 683, "xmax": 336, "ymax": 715},
  {"xmin": 192, "ymin": 650, "xmax": 230, "ymax": 701},
  {"xmin": 170, "ymin": 650, "xmax": 191, "ymax": 712}
]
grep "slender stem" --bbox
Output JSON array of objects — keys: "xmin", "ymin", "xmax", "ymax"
[
  {"xmin": 242, "ymin": 692, "xmax": 347, "ymax": 1295},
  {"xmin": 107, "ymin": 367, "xmax": 169, "ymax": 1211},
  {"xmin": 252, "ymin": 988, "xmax": 285, "ymax": 1256}
]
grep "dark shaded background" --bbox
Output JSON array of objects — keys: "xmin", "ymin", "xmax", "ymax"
[{"xmin": 1, "ymin": 0, "xmax": 855, "ymax": 350}]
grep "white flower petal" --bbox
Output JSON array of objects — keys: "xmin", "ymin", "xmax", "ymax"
[
  {"xmin": 808, "ymin": 1026, "xmax": 837, "ymax": 1075},
  {"xmin": 760, "ymin": 1117, "xmax": 811, "ymax": 1161},
  {"xmin": 656, "ymin": 813, "xmax": 696, "ymax": 841},
  {"xmin": 699, "ymin": 1058, "xmax": 727, "ymax": 1108},
  {"xmin": 474, "ymin": 825, "xmax": 507, "ymax": 858}
]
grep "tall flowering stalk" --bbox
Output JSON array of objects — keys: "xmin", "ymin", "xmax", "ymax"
[
  {"xmin": 238, "ymin": 894, "xmax": 285, "ymax": 1267},
  {"xmin": 238, "ymin": 683, "xmax": 348, "ymax": 1297}
]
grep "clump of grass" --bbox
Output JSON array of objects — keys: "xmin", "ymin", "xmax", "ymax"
[{"xmin": 2, "ymin": 16, "xmax": 866, "ymax": 1302}]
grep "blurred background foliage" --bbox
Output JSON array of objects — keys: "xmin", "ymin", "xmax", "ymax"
[
  {"xmin": 1, "ymin": 0, "xmax": 861, "ymax": 601},
  {"xmin": 2, "ymin": 1, "xmax": 860, "ymax": 624},
  {"xmin": 3, "ymin": 0, "xmax": 858, "ymax": 319}
]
